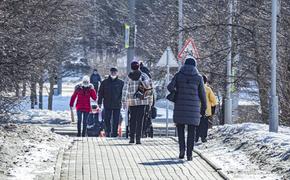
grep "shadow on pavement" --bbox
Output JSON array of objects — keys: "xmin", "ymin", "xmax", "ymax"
[{"xmin": 139, "ymin": 159, "xmax": 184, "ymax": 166}]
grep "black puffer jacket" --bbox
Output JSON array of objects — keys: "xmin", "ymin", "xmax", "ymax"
[
  {"xmin": 167, "ymin": 65, "xmax": 207, "ymax": 126},
  {"xmin": 98, "ymin": 76, "xmax": 124, "ymax": 109}
]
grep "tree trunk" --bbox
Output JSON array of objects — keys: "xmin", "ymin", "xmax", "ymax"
[
  {"xmin": 48, "ymin": 74, "xmax": 54, "ymax": 110},
  {"xmin": 22, "ymin": 81, "xmax": 26, "ymax": 97},
  {"xmin": 30, "ymin": 81, "xmax": 36, "ymax": 109},
  {"xmin": 33, "ymin": 82, "xmax": 37, "ymax": 105},
  {"xmin": 15, "ymin": 83, "xmax": 20, "ymax": 97},
  {"xmin": 39, "ymin": 77, "xmax": 44, "ymax": 109},
  {"xmin": 255, "ymin": 46, "xmax": 270, "ymax": 124}
]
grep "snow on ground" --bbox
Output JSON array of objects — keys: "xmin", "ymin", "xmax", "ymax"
[
  {"xmin": 196, "ymin": 123, "xmax": 290, "ymax": 180},
  {"xmin": 11, "ymin": 109, "xmax": 71, "ymax": 125},
  {"xmin": 0, "ymin": 124, "xmax": 71, "ymax": 180},
  {"xmin": 20, "ymin": 96, "xmax": 72, "ymax": 111}
]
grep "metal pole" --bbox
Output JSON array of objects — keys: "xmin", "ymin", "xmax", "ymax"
[
  {"xmin": 178, "ymin": 0, "xmax": 183, "ymax": 67},
  {"xmin": 178, "ymin": 0, "xmax": 183, "ymax": 52},
  {"xmin": 269, "ymin": 0, "xmax": 279, "ymax": 132},
  {"xmin": 127, "ymin": 0, "xmax": 135, "ymax": 74},
  {"xmin": 225, "ymin": 0, "xmax": 233, "ymax": 124},
  {"xmin": 166, "ymin": 47, "xmax": 170, "ymax": 137},
  {"xmin": 134, "ymin": 25, "xmax": 137, "ymax": 48}
]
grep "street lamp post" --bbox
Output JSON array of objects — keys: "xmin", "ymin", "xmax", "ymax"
[
  {"xmin": 269, "ymin": 0, "xmax": 279, "ymax": 132},
  {"xmin": 225, "ymin": 0, "xmax": 233, "ymax": 124},
  {"xmin": 127, "ymin": 0, "xmax": 135, "ymax": 74}
]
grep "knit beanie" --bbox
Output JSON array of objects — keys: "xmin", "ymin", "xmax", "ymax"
[
  {"xmin": 184, "ymin": 57, "xmax": 196, "ymax": 66},
  {"xmin": 131, "ymin": 61, "xmax": 140, "ymax": 70}
]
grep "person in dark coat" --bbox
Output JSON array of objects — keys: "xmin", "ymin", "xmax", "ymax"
[
  {"xmin": 90, "ymin": 69, "xmax": 102, "ymax": 92},
  {"xmin": 70, "ymin": 76, "xmax": 97, "ymax": 137},
  {"xmin": 167, "ymin": 57, "xmax": 207, "ymax": 161},
  {"xmin": 140, "ymin": 61, "xmax": 152, "ymax": 78},
  {"xmin": 122, "ymin": 61, "xmax": 154, "ymax": 144},
  {"xmin": 98, "ymin": 68, "xmax": 124, "ymax": 137}
]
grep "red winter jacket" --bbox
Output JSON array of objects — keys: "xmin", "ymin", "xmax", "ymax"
[{"xmin": 70, "ymin": 84, "xmax": 97, "ymax": 112}]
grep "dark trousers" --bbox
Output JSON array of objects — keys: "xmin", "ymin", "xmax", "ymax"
[
  {"xmin": 104, "ymin": 108, "xmax": 121, "ymax": 137},
  {"xmin": 129, "ymin": 105, "xmax": 146, "ymax": 140},
  {"xmin": 77, "ymin": 110, "xmax": 89, "ymax": 136},
  {"xmin": 142, "ymin": 105, "xmax": 152, "ymax": 135},
  {"xmin": 196, "ymin": 116, "xmax": 209, "ymax": 141},
  {"xmin": 177, "ymin": 124, "xmax": 195, "ymax": 157}
]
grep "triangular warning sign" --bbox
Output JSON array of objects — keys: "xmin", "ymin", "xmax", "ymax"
[
  {"xmin": 178, "ymin": 38, "xmax": 200, "ymax": 60},
  {"xmin": 157, "ymin": 47, "xmax": 179, "ymax": 67}
]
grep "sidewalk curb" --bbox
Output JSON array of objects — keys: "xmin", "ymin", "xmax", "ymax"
[
  {"xmin": 170, "ymin": 137, "xmax": 230, "ymax": 180},
  {"xmin": 53, "ymin": 147, "xmax": 64, "ymax": 180},
  {"xmin": 53, "ymin": 139, "xmax": 74, "ymax": 180}
]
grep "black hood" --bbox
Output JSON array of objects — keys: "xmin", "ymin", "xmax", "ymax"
[
  {"xmin": 180, "ymin": 65, "xmax": 199, "ymax": 76},
  {"xmin": 128, "ymin": 70, "xmax": 142, "ymax": 81}
]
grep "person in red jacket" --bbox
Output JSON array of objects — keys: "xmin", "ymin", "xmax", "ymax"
[{"xmin": 70, "ymin": 76, "xmax": 97, "ymax": 137}]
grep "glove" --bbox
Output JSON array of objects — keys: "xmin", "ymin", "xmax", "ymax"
[{"xmin": 211, "ymin": 106, "xmax": 216, "ymax": 115}]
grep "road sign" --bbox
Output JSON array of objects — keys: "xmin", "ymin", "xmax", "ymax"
[
  {"xmin": 125, "ymin": 24, "xmax": 130, "ymax": 49},
  {"xmin": 177, "ymin": 38, "xmax": 200, "ymax": 60},
  {"xmin": 157, "ymin": 47, "xmax": 179, "ymax": 67}
]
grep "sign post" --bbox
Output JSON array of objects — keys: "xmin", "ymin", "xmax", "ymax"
[
  {"xmin": 157, "ymin": 47, "xmax": 178, "ymax": 137},
  {"xmin": 166, "ymin": 48, "xmax": 170, "ymax": 137}
]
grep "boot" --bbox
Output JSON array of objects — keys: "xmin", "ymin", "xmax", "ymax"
[
  {"xmin": 129, "ymin": 136, "xmax": 135, "ymax": 144},
  {"xmin": 136, "ymin": 137, "xmax": 141, "ymax": 144},
  {"xmin": 136, "ymin": 139, "xmax": 141, "ymax": 144},
  {"xmin": 179, "ymin": 151, "xmax": 185, "ymax": 159}
]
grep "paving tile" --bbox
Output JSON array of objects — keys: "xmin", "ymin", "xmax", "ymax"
[{"xmin": 59, "ymin": 137, "xmax": 224, "ymax": 180}]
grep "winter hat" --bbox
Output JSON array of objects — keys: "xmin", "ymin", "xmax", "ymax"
[
  {"xmin": 184, "ymin": 56, "xmax": 197, "ymax": 66},
  {"xmin": 82, "ymin": 75, "xmax": 90, "ymax": 86},
  {"xmin": 110, "ymin": 67, "xmax": 118, "ymax": 72},
  {"xmin": 131, "ymin": 61, "xmax": 140, "ymax": 70}
]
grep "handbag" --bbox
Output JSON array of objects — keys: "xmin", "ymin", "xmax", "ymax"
[
  {"xmin": 151, "ymin": 106, "xmax": 157, "ymax": 119},
  {"xmin": 166, "ymin": 91, "xmax": 176, "ymax": 103}
]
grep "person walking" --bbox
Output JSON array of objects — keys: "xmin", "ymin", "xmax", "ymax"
[
  {"xmin": 70, "ymin": 76, "xmax": 97, "ymax": 137},
  {"xmin": 98, "ymin": 67, "xmax": 124, "ymax": 137},
  {"xmin": 122, "ymin": 61, "xmax": 153, "ymax": 144},
  {"xmin": 90, "ymin": 69, "xmax": 102, "ymax": 92},
  {"xmin": 139, "ymin": 61, "xmax": 155, "ymax": 137},
  {"xmin": 196, "ymin": 75, "xmax": 217, "ymax": 143},
  {"xmin": 167, "ymin": 56, "xmax": 207, "ymax": 161}
]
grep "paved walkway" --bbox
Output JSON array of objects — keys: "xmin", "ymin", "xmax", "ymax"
[{"xmin": 58, "ymin": 137, "xmax": 224, "ymax": 180}]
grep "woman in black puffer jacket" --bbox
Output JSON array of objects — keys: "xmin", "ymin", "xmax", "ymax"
[{"xmin": 167, "ymin": 57, "xmax": 207, "ymax": 161}]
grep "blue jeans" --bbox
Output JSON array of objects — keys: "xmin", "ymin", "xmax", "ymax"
[
  {"xmin": 104, "ymin": 108, "xmax": 121, "ymax": 137},
  {"xmin": 77, "ymin": 110, "xmax": 89, "ymax": 136}
]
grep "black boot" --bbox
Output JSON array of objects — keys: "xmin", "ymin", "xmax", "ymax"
[
  {"xmin": 136, "ymin": 137, "xmax": 141, "ymax": 144},
  {"xmin": 129, "ymin": 137, "xmax": 135, "ymax": 144},
  {"xmin": 179, "ymin": 151, "xmax": 185, "ymax": 159},
  {"xmin": 187, "ymin": 156, "xmax": 193, "ymax": 161}
]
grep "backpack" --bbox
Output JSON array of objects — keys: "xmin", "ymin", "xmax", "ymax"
[{"xmin": 133, "ymin": 73, "xmax": 153, "ymax": 100}]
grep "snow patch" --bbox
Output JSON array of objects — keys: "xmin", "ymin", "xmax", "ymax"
[
  {"xmin": 12, "ymin": 109, "xmax": 71, "ymax": 125},
  {"xmin": 196, "ymin": 123, "xmax": 290, "ymax": 179},
  {"xmin": 0, "ymin": 124, "xmax": 71, "ymax": 180}
]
